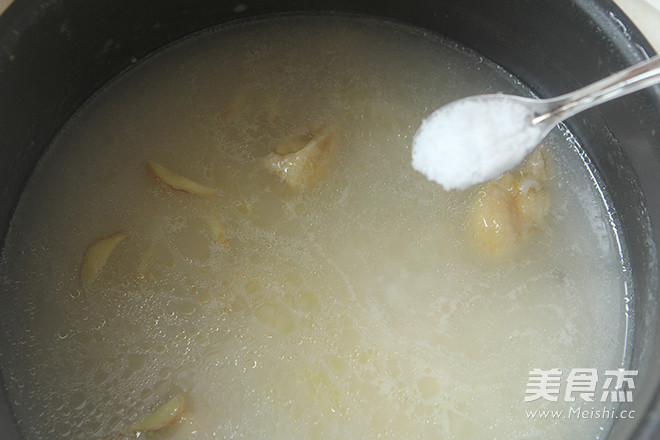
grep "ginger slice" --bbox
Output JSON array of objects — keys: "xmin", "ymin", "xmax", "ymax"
[
  {"xmin": 80, "ymin": 232, "xmax": 128, "ymax": 290},
  {"xmin": 129, "ymin": 394, "xmax": 185, "ymax": 434},
  {"xmin": 264, "ymin": 125, "xmax": 336, "ymax": 188},
  {"xmin": 468, "ymin": 149, "xmax": 551, "ymax": 257},
  {"xmin": 146, "ymin": 160, "xmax": 216, "ymax": 195}
]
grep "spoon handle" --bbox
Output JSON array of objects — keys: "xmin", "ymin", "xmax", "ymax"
[{"xmin": 535, "ymin": 54, "xmax": 660, "ymax": 124}]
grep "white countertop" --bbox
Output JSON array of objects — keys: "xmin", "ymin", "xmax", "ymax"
[{"xmin": 0, "ymin": 0, "xmax": 658, "ymax": 50}]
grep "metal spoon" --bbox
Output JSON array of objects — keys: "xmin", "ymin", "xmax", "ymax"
[{"xmin": 412, "ymin": 54, "xmax": 660, "ymax": 190}]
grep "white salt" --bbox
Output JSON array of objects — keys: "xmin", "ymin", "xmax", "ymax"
[{"xmin": 411, "ymin": 95, "xmax": 545, "ymax": 190}]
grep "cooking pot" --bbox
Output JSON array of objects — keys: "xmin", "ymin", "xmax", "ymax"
[{"xmin": 0, "ymin": 0, "xmax": 659, "ymax": 438}]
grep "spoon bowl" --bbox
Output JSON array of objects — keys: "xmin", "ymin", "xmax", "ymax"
[{"xmin": 412, "ymin": 54, "xmax": 660, "ymax": 190}]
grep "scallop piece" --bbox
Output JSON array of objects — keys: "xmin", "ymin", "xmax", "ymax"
[
  {"xmin": 80, "ymin": 232, "xmax": 128, "ymax": 290},
  {"xmin": 263, "ymin": 125, "xmax": 336, "ymax": 188},
  {"xmin": 129, "ymin": 394, "xmax": 186, "ymax": 434},
  {"xmin": 146, "ymin": 160, "xmax": 216, "ymax": 195},
  {"xmin": 468, "ymin": 149, "xmax": 551, "ymax": 256}
]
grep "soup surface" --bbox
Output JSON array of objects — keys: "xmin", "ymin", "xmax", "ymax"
[{"xmin": 0, "ymin": 15, "xmax": 629, "ymax": 439}]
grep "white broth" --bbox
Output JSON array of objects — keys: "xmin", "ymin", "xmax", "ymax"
[{"xmin": 0, "ymin": 15, "xmax": 629, "ymax": 439}]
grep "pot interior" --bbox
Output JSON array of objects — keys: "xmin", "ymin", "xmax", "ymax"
[{"xmin": 0, "ymin": 1, "xmax": 659, "ymax": 438}]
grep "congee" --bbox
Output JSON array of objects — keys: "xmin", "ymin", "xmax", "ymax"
[{"xmin": 0, "ymin": 15, "xmax": 630, "ymax": 439}]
